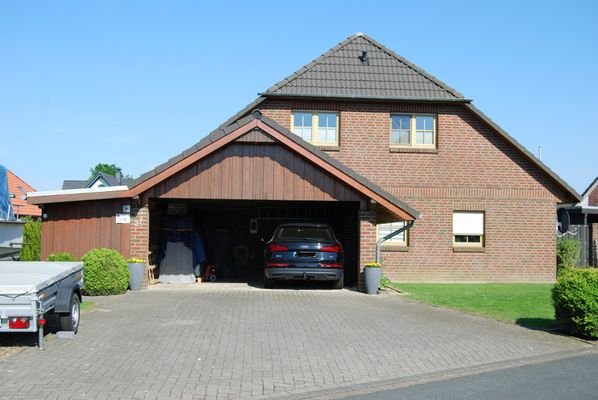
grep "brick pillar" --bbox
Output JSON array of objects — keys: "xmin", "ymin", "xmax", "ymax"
[
  {"xmin": 358, "ymin": 208, "xmax": 377, "ymax": 292},
  {"xmin": 130, "ymin": 205, "xmax": 150, "ymax": 288}
]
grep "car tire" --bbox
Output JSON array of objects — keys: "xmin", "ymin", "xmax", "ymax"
[
  {"xmin": 332, "ymin": 275, "xmax": 344, "ymax": 290},
  {"xmin": 59, "ymin": 293, "xmax": 80, "ymax": 334},
  {"xmin": 264, "ymin": 276, "xmax": 275, "ymax": 289}
]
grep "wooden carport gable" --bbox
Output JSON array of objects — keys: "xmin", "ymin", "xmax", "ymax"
[{"xmin": 123, "ymin": 113, "xmax": 419, "ymax": 222}]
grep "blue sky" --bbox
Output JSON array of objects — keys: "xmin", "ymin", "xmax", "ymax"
[{"xmin": 1, "ymin": 1, "xmax": 596, "ymax": 195}]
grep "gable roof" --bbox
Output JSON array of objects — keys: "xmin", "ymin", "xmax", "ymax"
[
  {"xmin": 7, "ymin": 170, "xmax": 41, "ymax": 217},
  {"xmin": 581, "ymin": 177, "xmax": 598, "ymax": 199},
  {"xmin": 62, "ymin": 180, "xmax": 88, "ymax": 190},
  {"xmin": 125, "ymin": 112, "xmax": 419, "ymax": 221},
  {"xmin": 262, "ymin": 33, "xmax": 469, "ymax": 102},
  {"xmin": 62, "ymin": 172, "xmax": 133, "ymax": 190}
]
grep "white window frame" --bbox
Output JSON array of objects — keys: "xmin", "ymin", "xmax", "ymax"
[
  {"xmin": 291, "ymin": 111, "xmax": 339, "ymax": 146},
  {"xmin": 453, "ymin": 211, "xmax": 485, "ymax": 247},
  {"xmin": 390, "ymin": 114, "xmax": 437, "ymax": 149},
  {"xmin": 377, "ymin": 221, "xmax": 408, "ymax": 247}
]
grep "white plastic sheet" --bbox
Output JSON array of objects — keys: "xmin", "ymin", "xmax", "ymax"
[{"xmin": 158, "ymin": 241, "xmax": 196, "ymax": 284}]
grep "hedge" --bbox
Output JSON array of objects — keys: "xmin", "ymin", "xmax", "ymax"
[
  {"xmin": 48, "ymin": 252, "xmax": 76, "ymax": 262},
  {"xmin": 552, "ymin": 268, "xmax": 598, "ymax": 339},
  {"xmin": 82, "ymin": 248, "xmax": 129, "ymax": 296}
]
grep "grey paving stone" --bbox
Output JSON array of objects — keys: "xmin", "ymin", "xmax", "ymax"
[{"xmin": 0, "ymin": 285, "xmax": 593, "ymax": 399}]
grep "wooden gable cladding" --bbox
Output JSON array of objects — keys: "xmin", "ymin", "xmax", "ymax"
[
  {"xmin": 146, "ymin": 141, "xmax": 367, "ymax": 205},
  {"xmin": 41, "ymin": 199, "xmax": 130, "ymax": 260}
]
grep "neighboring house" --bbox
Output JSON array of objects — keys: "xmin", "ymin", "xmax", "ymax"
[
  {"xmin": 29, "ymin": 33, "xmax": 579, "ymax": 284},
  {"xmin": 7, "ymin": 169, "xmax": 41, "ymax": 219},
  {"xmin": 62, "ymin": 170, "xmax": 130, "ymax": 190},
  {"xmin": 565, "ymin": 177, "xmax": 598, "ymax": 266}
]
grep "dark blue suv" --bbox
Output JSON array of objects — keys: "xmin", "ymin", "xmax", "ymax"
[{"xmin": 263, "ymin": 223, "xmax": 344, "ymax": 289}]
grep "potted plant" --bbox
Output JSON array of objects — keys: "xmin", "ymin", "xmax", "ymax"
[
  {"xmin": 127, "ymin": 258, "xmax": 146, "ymax": 291},
  {"xmin": 364, "ymin": 262, "xmax": 383, "ymax": 295}
]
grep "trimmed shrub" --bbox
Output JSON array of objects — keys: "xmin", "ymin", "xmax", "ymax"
[
  {"xmin": 48, "ymin": 252, "xmax": 76, "ymax": 262},
  {"xmin": 552, "ymin": 268, "xmax": 598, "ymax": 339},
  {"xmin": 557, "ymin": 239, "xmax": 581, "ymax": 273},
  {"xmin": 82, "ymin": 248, "xmax": 129, "ymax": 296},
  {"xmin": 20, "ymin": 217, "xmax": 41, "ymax": 261}
]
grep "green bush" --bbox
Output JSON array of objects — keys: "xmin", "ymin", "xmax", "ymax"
[
  {"xmin": 552, "ymin": 268, "xmax": 598, "ymax": 339},
  {"xmin": 48, "ymin": 252, "xmax": 76, "ymax": 262},
  {"xmin": 557, "ymin": 239, "xmax": 581, "ymax": 273},
  {"xmin": 20, "ymin": 217, "xmax": 41, "ymax": 261},
  {"xmin": 82, "ymin": 248, "xmax": 129, "ymax": 296}
]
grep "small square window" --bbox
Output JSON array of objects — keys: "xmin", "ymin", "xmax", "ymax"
[
  {"xmin": 292, "ymin": 111, "xmax": 339, "ymax": 146},
  {"xmin": 378, "ymin": 221, "xmax": 408, "ymax": 246},
  {"xmin": 453, "ymin": 211, "xmax": 484, "ymax": 247},
  {"xmin": 391, "ymin": 114, "xmax": 436, "ymax": 148}
]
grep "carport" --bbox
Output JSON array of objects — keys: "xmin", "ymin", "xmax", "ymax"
[
  {"xmin": 31, "ymin": 112, "xmax": 418, "ymax": 288},
  {"xmin": 148, "ymin": 199, "xmax": 360, "ymax": 284}
]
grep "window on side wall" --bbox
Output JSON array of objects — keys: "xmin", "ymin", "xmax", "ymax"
[
  {"xmin": 391, "ymin": 114, "xmax": 436, "ymax": 148},
  {"xmin": 292, "ymin": 111, "xmax": 339, "ymax": 146},
  {"xmin": 453, "ymin": 211, "xmax": 484, "ymax": 247},
  {"xmin": 378, "ymin": 221, "xmax": 408, "ymax": 247}
]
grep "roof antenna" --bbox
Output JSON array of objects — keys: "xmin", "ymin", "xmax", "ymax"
[{"xmin": 358, "ymin": 51, "xmax": 369, "ymax": 65}]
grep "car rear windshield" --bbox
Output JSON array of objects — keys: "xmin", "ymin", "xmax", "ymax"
[{"xmin": 277, "ymin": 226, "xmax": 333, "ymax": 241}]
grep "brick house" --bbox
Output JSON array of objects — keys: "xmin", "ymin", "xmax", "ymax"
[
  {"xmin": 567, "ymin": 177, "xmax": 598, "ymax": 266},
  {"xmin": 28, "ymin": 33, "xmax": 579, "ymax": 285}
]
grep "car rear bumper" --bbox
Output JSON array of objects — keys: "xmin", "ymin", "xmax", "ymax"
[{"xmin": 265, "ymin": 268, "xmax": 343, "ymax": 281}]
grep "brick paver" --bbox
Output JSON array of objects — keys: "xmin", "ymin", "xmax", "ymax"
[{"xmin": 0, "ymin": 284, "xmax": 593, "ymax": 399}]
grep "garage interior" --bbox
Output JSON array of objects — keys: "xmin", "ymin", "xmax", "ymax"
[{"xmin": 148, "ymin": 199, "xmax": 360, "ymax": 286}]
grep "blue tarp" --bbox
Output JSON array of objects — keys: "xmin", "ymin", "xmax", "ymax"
[{"xmin": 0, "ymin": 165, "xmax": 15, "ymax": 221}]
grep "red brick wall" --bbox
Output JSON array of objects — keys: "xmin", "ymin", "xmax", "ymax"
[
  {"xmin": 260, "ymin": 99, "xmax": 565, "ymax": 282},
  {"xmin": 358, "ymin": 209, "xmax": 377, "ymax": 289},
  {"xmin": 130, "ymin": 205, "xmax": 150, "ymax": 287},
  {"xmin": 589, "ymin": 184, "xmax": 598, "ymax": 206}
]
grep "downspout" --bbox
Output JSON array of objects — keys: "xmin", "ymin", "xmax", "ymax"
[{"xmin": 376, "ymin": 220, "xmax": 414, "ymax": 264}]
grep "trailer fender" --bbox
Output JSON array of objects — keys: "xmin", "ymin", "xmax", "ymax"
[{"xmin": 55, "ymin": 285, "xmax": 82, "ymax": 314}]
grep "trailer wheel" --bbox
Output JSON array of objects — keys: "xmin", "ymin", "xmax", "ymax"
[{"xmin": 59, "ymin": 293, "xmax": 80, "ymax": 334}]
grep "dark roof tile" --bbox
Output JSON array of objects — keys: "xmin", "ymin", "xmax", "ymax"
[{"xmin": 263, "ymin": 33, "xmax": 466, "ymax": 101}]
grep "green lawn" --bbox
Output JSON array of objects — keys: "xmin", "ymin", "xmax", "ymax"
[{"xmin": 391, "ymin": 283, "xmax": 559, "ymax": 330}]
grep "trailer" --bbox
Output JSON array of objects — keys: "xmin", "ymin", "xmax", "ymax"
[{"xmin": 0, "ymin": 261, "xmax": 83, "ymax": 349}]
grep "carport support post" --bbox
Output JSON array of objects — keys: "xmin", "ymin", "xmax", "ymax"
[
  {"xmin": 358, "ymin": 209, "xmax": 377, "ymax": 292},
  {"xmin": 129, "ymin": 203, "xmax": 150, "ymax": 288}
]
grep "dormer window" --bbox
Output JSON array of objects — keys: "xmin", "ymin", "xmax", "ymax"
[
  {"xmin": 391, "ymin": 114, "xmax": 436, "ymax": 148},
  {"xmin": 292, "ymin": 111, "xmax": 339, "ymax": 146}
]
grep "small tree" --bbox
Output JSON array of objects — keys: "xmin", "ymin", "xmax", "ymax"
[
  {"xmin": 20, "ymin": 217, "xmax": 41, "ymax": 261},
  {"xmin": 89, "ymin": 163, "xmax": 119, "ymax": 180},
  {"xmin": 557, "ymin": 239, "xmax": 581, "ymax": 274}
]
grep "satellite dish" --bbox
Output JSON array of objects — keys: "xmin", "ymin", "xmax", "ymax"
[{"xmin": 557, "ymin": 208, "xmax": 570, "ymax": 234}]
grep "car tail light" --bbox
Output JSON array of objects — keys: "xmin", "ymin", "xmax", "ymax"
[
  {"xmin": 320, "ymin": 262, "xmax": 344, "ymax": 269},
  {"xmin": 9, "ymin": 317, "xmax": 30, "ymax": 329},
  {"xmin": 267, "ymin": 243, "xmax": 288, "ymax": 252},
  {"xmin": 321, "ymin": 244, "xmax": 341, "ymax": 253},
  {"xmin": 265, "ymin": 262, "xmax": 290, "ymax": 268}
]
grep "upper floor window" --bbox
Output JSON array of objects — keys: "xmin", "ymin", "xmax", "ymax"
[
  {"xmin": 378, "ymin": 221, "xmax": 408, "ymax": 247},
  {"xmin": 453, "ymin": 211, "xmax": 484, "ymax": 247},
  {"xmin": 292, "ymin": 111, "xmax": 339, "ymax": 146},
  {"xmin": 391, "ymin": 114, "xmax": 436, "ymax": 148}
]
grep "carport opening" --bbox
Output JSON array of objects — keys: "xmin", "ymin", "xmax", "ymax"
[{"xmin": 148, "ymin": 199, "xmax": 360, "ymax": 286}]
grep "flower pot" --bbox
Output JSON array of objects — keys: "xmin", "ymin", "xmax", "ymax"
[
  {"xmin": 128, "ymin": 263, "xmax": 145, "ymax": 291},
  {"xmin": 364, "ymin": 267, "xmax": 382, "ymax": 295}
]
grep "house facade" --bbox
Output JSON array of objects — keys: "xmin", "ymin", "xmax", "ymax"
[
  {"xmin": 29, "ymin": 34, "xmax": 579, "ymax": 285},
  {"xmin": 566, "ymin": 177, "xmax": 598, "ymax": 266},
  {"xmin": 7, "ymin": 169, "xmax": 41, "ymax": 219}
]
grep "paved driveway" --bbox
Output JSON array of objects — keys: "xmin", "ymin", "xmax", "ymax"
[{"xmin": 0, "ymin": 284, "xmax": 593, "ymax": 399}]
